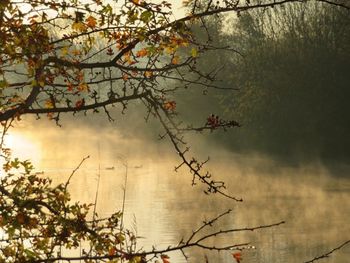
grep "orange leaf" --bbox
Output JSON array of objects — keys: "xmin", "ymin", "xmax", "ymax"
[
  {"xmin": 47, "ymin": 112, "xmax": 54, "ymax": 120},
  {"xmin": 136, "ymin": 49, "xmax": 148, "ymax": 58},
  {"xmin": 171, "ymin": 56, "xmax": 179, "ymax": 65},
  {"xmin": 122, "ymin": 73, "xmax": 129, "ymax": 81},
  {"xmin": 161, "ymin": 254, "xmax": 170, "ymax": 263},
  {"xmin": 86, "ymin": 16, "xmax": 97, "ymax": 28},
  {"xmin": 232, "ymin": 252, "xmax": 242, "ymax": 263},
  {"xmin": 108, "ymin": 247, "xmax": 117, "ymax": 256},
  {"xmin": 67, "ymin": 82, "xmax": 74, "ymax": 91},
  {"xmin": 72, "ymin": 49, "xmax": 81, "ymax": 56},
  {"xmin": 163, "ymin": 100, "xmax": 176, "ymax": 111}
]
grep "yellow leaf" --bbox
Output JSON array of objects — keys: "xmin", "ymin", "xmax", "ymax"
[
  {"xmin": 31, "ymin": 80, "xmax": 37, "ymax": 86},
  {"xmin": 181, "ymin": 40, "xmax": 189, "ymax": 47},
  {"xmin": 72, "ymin": 22, "xmax": 87, "ymax": 32},
  {"xmin": 191, "ymin": 47, "xmax": 198, "ymax": 57},
  {"xmin": 61, "ymin": 46, "xmax": 69, "ymax": 56},
  {"xmin": 132, "ymin": 256, "xmax": 142, "ymax": 263},
  {"xmin": 165, "ymin": 46, "xmax": 175, "ymax": 54},
  {"xmin": 77, "ymin": 83, "xmax": 89, "ymax": 91},
  {"xmin": 144, "ymin": 71, "xmax": 153, "ymax": 78},
  {"xmin": 38, "ymin": 80, "xmax": 45, "ymax": 87},
  {"xmin": 45, "ymin": 100, "xmax": 54, "ymax": 109}
]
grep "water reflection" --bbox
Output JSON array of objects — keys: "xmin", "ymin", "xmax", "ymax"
[{"xmin": 7, "ymin": 120, "xmax": 350, "ymax": 262}]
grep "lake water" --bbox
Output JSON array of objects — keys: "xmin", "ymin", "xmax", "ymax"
[{"xmin": 6, "ymin": 120, "xmax": 350, "ymax": 262}]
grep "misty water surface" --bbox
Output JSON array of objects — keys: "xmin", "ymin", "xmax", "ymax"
[{"xmin": 7, "ymin": 119, "xmax": 350, "ymax": 263}]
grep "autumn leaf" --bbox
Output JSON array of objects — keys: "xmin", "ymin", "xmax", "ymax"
[
  {"xmin": 163, "ymin": 100, "xmax": 176, "ymax": 111},
  {"xmin": 16, "ymin": 212, "xmax": 26, "ymax": 225},
  {"xmin": 38, "ymin": 80, "xmax": 45, "ymax": 87},
  {"xmin": 140, "ymin": 10, "xmax": 152, "ymax": 23},
  {"xmin": 182, "ymin": 0, "xmax": 192, "ymax": 7},
  {"xmin": 45, "ymin": 99, "xmax": 54, "ymax": 109},
  {"xmin": 46, "ymin": 74, "xmax": 55, "ymax": 84},
  {"xmin": 67, "ymin": 82, "xmax": 74, "ymax": 91},
  {"xmin": 47, "ymin": 112, "xmax": 54, "ymax": 120},
  {"xmin": 28, "ymin": 218, "xmax": 38, "ymax": 228},
  {"xmin": 206, "ymin": 114, "xmax": 220, "ymax": 128},
  {"xmin": 108, "ymin": 247, "xmax": 116, "ymax": 256},
  {"xmin": 161, "ymin": 254, "xmax": 170, "ymax": 263},
  {"xmin": 144, "ymin": 71, "xmax": 153, "ymax": 78},
  {"xmin": 75, "ymin": 98, "xmax": 85, "ymax": 108},
  {"xmin": 2, "ymin": 162, "xmax": 11, "ymax": 172},
  {"xmin": 171, "ymin": 56, "xmax": 179, "ymax": 65},
  {"xmin": 0, "ymin": 215, "xmax": 4, "ymax": 227},
  {"xmin": 60, "ymin": 46, "xmax": 69, "ymax": 57},
  {"xmin": 191, "ymin": 47, "xmax": 198, "ymax": 57},
  {"xmin": 122, "ymin": 73, "xmax": 129, "ymax": 81},
  {"xmin": 0, "ymin": 79, "xmax": 8, "ymax": 88},
  {"xmin": 86, "ymin": 16, "xmax": 97, "ymax": 28},
  {"xmin": 72, "ymin": 49, "xmax": 81, "ymax": 56},
  {"xmin": 72, "ymin": 22, "xmax": 87, "ymax": 32},
  {"xmin": 136, "ymin": 48, "xmax": 148, "ymax": 57},
  {"xmin": 165, "ymin": 46, "xmax": 176, "ymax": 54},
  {"xmin": 106, "ymin": 47, "xmax": 114, "ymax": 56},
  {"xmin": 124, "ymin": 52, "xmax": 134, "ymax": 64},
  {"xmin": 232, "ymin": 252, "xmax": 242, "ymax": 263},
  {"xmin": 181, "ymin": 40, "xmax": 189, "ymax": 47},
  {"xmin": 77, "ymin": 83, "xmax": 89, "ymax": 92}
]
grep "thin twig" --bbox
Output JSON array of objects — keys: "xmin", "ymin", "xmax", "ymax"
[
  {"xmin": 304, "ymin": 240, "xmax": 350, "ymax": 263},
  {"xmin": 64, "ymin": 155, "xmax": 90, "ymax": 190}
]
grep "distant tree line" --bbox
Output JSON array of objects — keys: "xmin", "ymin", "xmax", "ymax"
[{"xmin": 177, "ymin": 2, "xmax": 350, "ymax": 166}]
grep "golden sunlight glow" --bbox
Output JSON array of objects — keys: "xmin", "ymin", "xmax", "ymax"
[{"xmin": 2, "ymin": 132, "xmax": 42, "ymax": 167}]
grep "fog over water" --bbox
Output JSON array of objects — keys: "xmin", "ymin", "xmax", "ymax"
[
  {"xmin": 1, "ymin": 1, "xmax": 348, "ymax": 262},
  {"xmin": 6, "ymin": 116, "xmax": 350, "ymax": 263}
]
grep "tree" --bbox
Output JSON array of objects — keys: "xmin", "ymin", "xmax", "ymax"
[
  {"xmin": 1, "ymin": 0, "xmax": 349, "ymax": 262},
  {"xmin": 208, "ymin": 1, "xmax": 350, "ymax": 164}
]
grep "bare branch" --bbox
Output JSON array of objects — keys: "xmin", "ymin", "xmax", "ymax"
[
  {"xmin": 64, "ymin": 155, "xmax": 90, "ymax": 190},
  {"xmin": 304, "ymin": 240, "xmax": 350, "ymax": 263}
]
